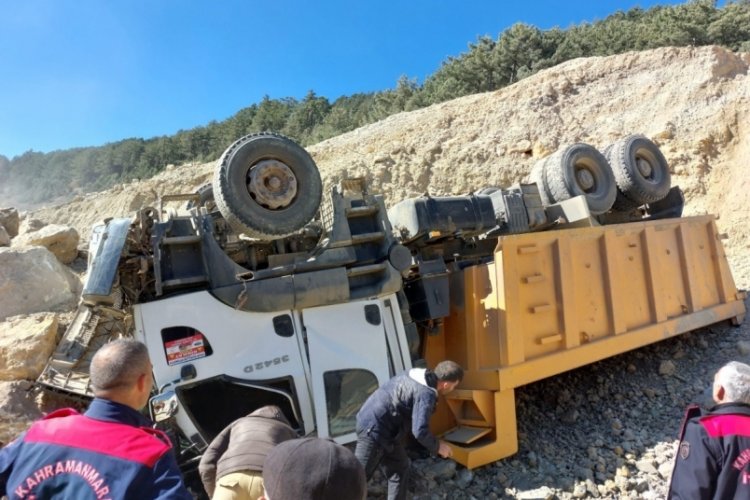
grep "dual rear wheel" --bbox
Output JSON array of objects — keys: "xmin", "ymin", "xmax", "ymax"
[{"xmin": 531, "ymin": 135, "xmax": 671, "ymax": 215}]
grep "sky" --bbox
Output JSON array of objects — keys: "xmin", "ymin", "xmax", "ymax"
[{"xmin": 0, "ymin": 0, "xmax": 691, "ymax": 160}]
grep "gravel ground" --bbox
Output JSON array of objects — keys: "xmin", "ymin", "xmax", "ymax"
[{"xmin": 364, "ymin": 259, "xmax": 750, "ymax": 500}]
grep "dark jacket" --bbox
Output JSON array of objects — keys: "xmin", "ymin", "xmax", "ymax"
[
  {"xmin": 356, "ymin": 368, "xmax": 440, "ymax": 454},
  {"xmin": 668, "ymin": 402, "xmax": 750, "ymax": 499},
  {"xmin": 198, "ymin": 406, "xmax": 297, "ymax": 497},
  {"xmin": 0, "ymin": 398, "xmax": 191, "ymax": 500}
]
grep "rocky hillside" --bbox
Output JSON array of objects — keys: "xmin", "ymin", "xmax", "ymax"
[
  {"xmin": 33, "ymin": 46, "xmax": 750, "ymax": 271},
  {"xmin": 4, "ymin": 45, "xmax": 750, "ymax": 499}
]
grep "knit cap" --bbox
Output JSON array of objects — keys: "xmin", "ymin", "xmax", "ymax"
[{"xmin": 262, "ymin": 437, "xmax": 366, "ymax": 500}]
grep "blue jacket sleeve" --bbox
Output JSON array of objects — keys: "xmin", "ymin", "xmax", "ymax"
[
  {"xmin": 667, "ymin": 419, "xmax": 720, "ymax": 499},
  {"xmin": 0, "ymin": 434, "xmax": 24, "ymax": 493},
  {"xmin": 411, "ymin": 391, "xmax": 439, "ymax": 454},
  {"xmin": 151, "ymin": 450, "xmax": 194, "ymax": 500}
]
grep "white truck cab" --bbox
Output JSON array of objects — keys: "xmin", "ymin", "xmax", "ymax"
[{"xmin": 136, "ymin": 291, "xmax": 411, "ymax": 448}]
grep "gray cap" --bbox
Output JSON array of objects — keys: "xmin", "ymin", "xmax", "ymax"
[{"xmin": 262, "ymin": 437, "xmax": 366, "ymax": 500}]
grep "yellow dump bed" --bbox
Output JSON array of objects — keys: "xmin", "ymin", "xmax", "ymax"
[{"xmin": 427, "ymin": 215, "xmax": 746, "ymax": 469}]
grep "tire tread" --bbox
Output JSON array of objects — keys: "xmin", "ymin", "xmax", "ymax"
[
  {"xmin": 213, "ymin": 132, "xmax": 322, "ymax": 240},
  {"xmin": 606, "ymin": 135, "xmax": 670, "ymax": 206}
]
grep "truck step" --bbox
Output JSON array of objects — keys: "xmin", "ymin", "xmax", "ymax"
[
  {"xmin": 346, "ymin": 263, "xmax": 387, "ymax": 278},
  {"xmin": 345, "ymin": 205, "xmax": 379, "ymax": 218},
  {"xmin": 350, "ymin": 231, "xmax": 386, "ymax": 244},
  {"xmin": 442, "ymin": 426, "xmax": 492, "ymax": 445},
  {"xmin": 161, "ymin": 235, "xmax": 202, "ymax": 245},
  {"xmin": 161, "ymin": 275, "xmax": 209, "ymax": 288}
]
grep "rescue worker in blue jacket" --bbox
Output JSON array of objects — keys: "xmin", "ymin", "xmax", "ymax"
[
  {"xmin": 668, "ymin": 360, "xmax": 750, "ymax": 499},
  {"xmin": 0, "ymin": 339, "xmax": 192, "ymax": 499},
  {"xmin": 355, "ymin": 360, "xmax": 463, "ymax": 500}
]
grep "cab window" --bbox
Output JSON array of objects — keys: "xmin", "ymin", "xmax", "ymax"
[
  {"xmin": 160, "ymin": 326, "xmax": 213, "ymax": 366},
  {"xmin": 324, "ymin": 369, "xmax": 379, "ymax": 437}
]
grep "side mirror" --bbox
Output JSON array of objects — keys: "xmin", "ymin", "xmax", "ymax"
[{"xmin": 150, "ymin": 391, "xmax": 178, "ymax": 422}]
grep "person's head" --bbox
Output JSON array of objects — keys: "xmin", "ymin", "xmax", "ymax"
[
  {"xmin": 90, "ymin": 339, "xmax": 153, "ymax": 410},
  {"xmin": 434, "ymin": 360, "xmax": 463, "ymax": 395},
  {"xmin": 713, "ymin": 361, "xmax": 750, "ymax": 404},
  {"xmin": 260, "ymin": 437, "xmax": 366, "ymax": 500}
]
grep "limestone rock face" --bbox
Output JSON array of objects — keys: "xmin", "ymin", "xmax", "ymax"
[
  {"xmin": 0, "ymin": 313, "xmax": 58, "ymax": 380},
  {"xmin": 12, "ymin": 224, "xmax": 80, "ymax": 264},
  {"xmin": 0, "ymin": 247, "xmax": 81, "ymax": 321},
  {"xmin": 0, "ymin": 226, "xmax": 9, "ymax": 247},
  {"xmin": 0, "ymin": 208, "xmax": 19, "ymax": 238}
]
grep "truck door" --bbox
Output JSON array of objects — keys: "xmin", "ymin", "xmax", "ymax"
[
  {"xmin": 135, "ymin": 291, "xmax": 315, "ymax": 443},
  {"xmin": 302, "ymin": 297, "xmax": 396, "ymax": 443}
]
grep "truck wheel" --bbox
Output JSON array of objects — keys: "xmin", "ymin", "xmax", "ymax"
[
  {"xmin": 544, "ymin": 143, "xmax": 616, "ymax": 215},
  {"xmin": 529, "ymin": 160, "xmax": 553, "ymax": 206},
  {"xmin": 213, "ymin": 133, "xmax": 323, "ymax": 239},
  {"xmin": 186, "ymin": 183, "xmax": 215, "ymax": 211},
  {"xmin": 605, "ymin": 135, "xmax": 671, "ymax": 206}
]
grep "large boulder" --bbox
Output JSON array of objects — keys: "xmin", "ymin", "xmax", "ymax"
[
  {"xmin": 0, "ymin": 313, "xmax": 58, "ymax": 381},
  {"xmin": 0, "ymin": 247, "xmax": 81, "ymax": 321},
  {"xmin": 0, "ymin": 225, "xmax": 9, "ymax": 247},
  {"xmin": 12, "ymin": 224, "xmax": 80, "ymax": 264},
  {"xmin": 0, "ymin": 208, "xmax": 19, "ymax": 238}
]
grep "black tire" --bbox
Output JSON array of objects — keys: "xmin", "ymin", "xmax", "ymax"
[
  {"xmin": 604, "ymin": 135, "xmax": 671, "ymax": 206},
  {"xmin": 529, "ymin": 160, "xmax": 553, "ymax": 206},
  {"xmin": 602, "ymin": 142, "xmax": 645, "ymax": 212},
  {"xmin": 213, "ymin": 133, "xmax": 322, "ymax": 240},
  {"xmin": 186, "ymin": 183, "xmax": 215, "ymax": 211},
  {"xmin": 544, "ymin": 143, "xmax": 616, "ymax": 215}
]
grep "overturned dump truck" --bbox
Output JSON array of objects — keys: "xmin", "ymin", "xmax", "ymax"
[{"xmin": 38, "ymin": 133, "xmax": 746, "ymax": 472}]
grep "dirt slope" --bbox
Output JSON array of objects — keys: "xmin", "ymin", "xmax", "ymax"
[
  {"xmin": 310, "ymin": 46, "xmax": 749, "ymax": 260},
  {"xmin": 32, "ymin": 46, "xmax": 750, "ymax": 279}
]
